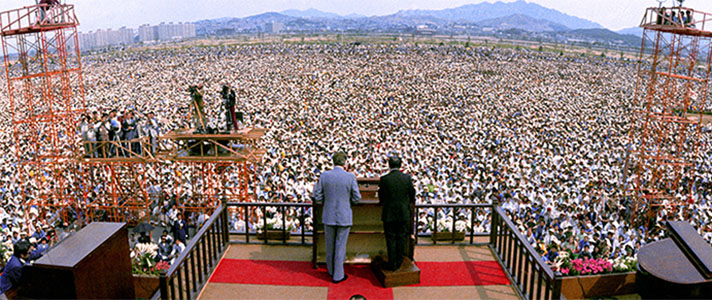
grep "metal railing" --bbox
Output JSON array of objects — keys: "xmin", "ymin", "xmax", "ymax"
[
  {"xmin": 157, "ymin": 203, "xmax": 230, "ymax": 300},
  {"xmin": 222, "ymin": 200, "xmax": 562, "ymax": 299},
  {"xmin": 640, "ymin": 6, "xmax": 712, "ymax": 33},
  {"xmin": 81, "ymin": 138, "xmax": 156, "ymax": 161},
  {"xmin": 414, "ymin": 203, "xmax": 492, "ymax": 245},
  {"xmin": 226, "ymin": 201, "xmax": 313, "ymax": 245},
  {"xmin": 0, "ymin": 4, "xmax": 78, "ymax": 35},
  {"xmin": 490, "ymin": 204, "xmax": 562, "ymax": 300}
]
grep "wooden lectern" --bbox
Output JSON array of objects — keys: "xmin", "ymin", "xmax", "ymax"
[
  {"xmin": 312, "ymin": 177, "xmax": 420, "ymax": 287},
  {"xmin": 18, "ymin": 222, "xmax": 134, "ymax": 299}
]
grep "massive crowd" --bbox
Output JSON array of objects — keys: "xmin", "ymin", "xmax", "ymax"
[{"xmin": 0, "ymin": 42, "xmax": 710, "ymax": 266}]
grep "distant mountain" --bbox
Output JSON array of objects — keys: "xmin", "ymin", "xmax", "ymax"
[
  {"xmin": 478, "ymin": 14, "xmax": 569, "ymax": 32},
  {"xmin": 243, "ymin": 12, "xmax": 294, "ymax": 23},
  {"xmin": 566, "ymin": 28, "xmax": 640, "ymax": 45},
  {"xmin": 393, "ymin": 0, "xmax": 602, "ymax": 29},
  {"xmin": 194, "ymin": 3, "xmax": 643, "ymax": 48},
  {"xmin": 281, "ymin": 8, "xmax": 342, "ymax": 19},
  {"xmin": 344, "ymin": 13, "xmax": 367, "ymax": 19},
  {"xmin": 617, "ymin": 27, "xmax": 643, "ymax": 37}
]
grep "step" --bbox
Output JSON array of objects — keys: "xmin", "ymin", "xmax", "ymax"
[{"xmin": 370, "ymin": 256, "xmax": 420, "ymax": 288}]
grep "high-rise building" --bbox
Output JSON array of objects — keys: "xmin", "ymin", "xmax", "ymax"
[
  {"xmin": 265, "ymin": 22, "xmax": 283, "ymax": 34},
  {"xmin": 80, "ymin": 22, "xmax": 195, "ymax": 50},
  {"xmin": 138, "ymin": 24, "xmax": 157, "ymax": 42}
]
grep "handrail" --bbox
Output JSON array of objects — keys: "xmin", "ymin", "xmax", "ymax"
[
  {"xmin": 226, "ymin": 201, "xmax": 312, "ymax": 207},
  {"xmin": 0, "ymin": 4, "xmax": 78, "ymax": 35},
  {"xmin": 224, "ymin": 201, "xmax": 494, "ymax": 246},
  {"xmin": 490, "ymin": 205, "xmax": 561, "ymax": 300},
  {"xmin": 158, "ymin": 203, "xmax": 229, "ymax": 300},
  {"xmin": 81, "ymin": 137, "xmax": 156, "ymax": 161},
  {"xmin": 226, "ymin": 201, "xmax": 313, "ymax": 245},
  {"xmin": 414, "ymin": 203, "xmax": 492, "ymax": 245},
  {"xmin": 494, "ymin": 206, "xmax": 553, "ymax": 279},
  {"xmin": 640, "ymin": 6, "xmax": 712, "ymax": 35}
]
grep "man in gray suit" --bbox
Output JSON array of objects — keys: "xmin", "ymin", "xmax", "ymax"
[{"xmin": 312, "ymin": 151, "xmax": 361, "ymax": 283}]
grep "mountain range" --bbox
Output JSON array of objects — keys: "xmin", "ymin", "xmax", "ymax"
[
  {"xmin": 195, "ymin": 1, "xmax": 641, "ymax": 47},
  {"xmin": 392, "ymin": 0, "xmax": 602, "ymax": 29}
]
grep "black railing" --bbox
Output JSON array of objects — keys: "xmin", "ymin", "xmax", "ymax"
[
  {"xmin": 222, "ymin": 200, "xmax": 562, "ymax": 299},
  {"xmin": 157, "ymin": 203, "xmax": 230, "ymax": 300},
  {"xmin": 414, "ymin": 203, "xmax": 492, "ymax": 245},
  {"xmin": 225, "ymin": 202, "xmax": 313, "ymax": 245},
  {"xmin": 490, "ymin": 204, "xmax": 562, "ymax": 300}
]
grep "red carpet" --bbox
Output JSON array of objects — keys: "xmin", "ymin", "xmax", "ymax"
[{"xmin": 210, "ymin": 259, "xmax": 509, "ymax": 300}]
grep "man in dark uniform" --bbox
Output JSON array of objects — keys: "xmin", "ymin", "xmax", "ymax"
[
  {"xmin": 378, "ymin": 155, "xmax": 416, "ymax": 271},
  {"xmin": 0, "ymin": 240, "xmax": 31, "ymax": 298},
  {"xmin": 220, "ymin": 84, "xmax": 237, "ymax": 132},
  {"xmin": 172, "ymin": 211, "xmax": 188, "ymax": 244}
]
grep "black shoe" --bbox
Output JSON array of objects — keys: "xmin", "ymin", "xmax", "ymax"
[{"xmin": 332, "ymin": 274, "xmax": 348, "ymax": 284}]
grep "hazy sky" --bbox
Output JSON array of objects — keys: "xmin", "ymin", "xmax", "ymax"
[{"xmin": 0, "ymin": 0, "xmax": 711, "ymax": 32}]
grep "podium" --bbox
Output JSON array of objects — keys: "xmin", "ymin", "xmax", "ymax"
[
  {"xmin": 312, "ymin": 178, "xmax": 386, "ymax": 265},
  {"xmin": 18, "ymin": 222, "xmax": 134, "ymax": 299},
  {"xmin": 312, "ymin": 177, "xmax": 420, "ymax": 287}
]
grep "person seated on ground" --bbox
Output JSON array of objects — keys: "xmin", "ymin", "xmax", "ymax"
[
  {"xmin": 161, "ymin": 230, "xmax": 174, "ymax": 244},
  {"xmin": 155, "ymin": 235, "xmax": 175, "ymax": 262},
  {"xmin": 171, "ymin": 239, "xmax": 186, "ymax": 264},
  {"xmin": 0, "ymin": 240, "xmax": 31, "ymax": 298}
]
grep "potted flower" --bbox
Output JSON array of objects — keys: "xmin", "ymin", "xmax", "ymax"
[
  {"xmin": 553, "ymin": 251, "xmax": 637, "ymax": 299},
  {"xmin": 430, "ymin": 218, "xmax": 467, "ymax": 241},
  {"xmin": 256, "ymin": 216, "xmax": 296, "ymax": 240},
  {"xmin": 131, "ymin": 242, "xmax": 169, "ymax": 299}
]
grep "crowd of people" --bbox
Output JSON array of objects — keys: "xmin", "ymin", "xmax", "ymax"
[{"xmin": 0, "ymin": 42, "xmax": 710, "ymax": 268}]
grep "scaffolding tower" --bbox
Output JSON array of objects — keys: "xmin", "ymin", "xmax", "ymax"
[
  {"xmin": 627, "ymin": 6, "xmax": 712, "ymax": 226},
  {"xmin": 0, "ymin": 4, "xmax": 85, "ymax": 228}
]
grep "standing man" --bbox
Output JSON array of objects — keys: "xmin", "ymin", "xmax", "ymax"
[
  {"xmin": 188, "ymin": 84, "xmax": 206, "ymax": 133},
  {"xmin": 378, "ymin": 155, "xmax": 416, "ymax": 271},
  {"xmin": 221, "ymin": 84, "xmax": 237, "ymax": 132},
  {"xmin": 172, "ymin": 211, "xmax": 188, "ymax": 245},
  {"xmin": 312, "ymin": 151, "xmax": 361, "ymax": 283}
]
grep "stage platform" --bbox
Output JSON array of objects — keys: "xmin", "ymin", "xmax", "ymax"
[
  {"xmin": 157, "ymin": 127, "xmax": 267, "ymax": 163},
  {"xmin": 197, "ymin": 244, "xmax": 518, "ymax": 300}
]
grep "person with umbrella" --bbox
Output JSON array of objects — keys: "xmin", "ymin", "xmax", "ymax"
[{"xmin": 134, "ymin": 222, "xmax": 154, "ymax": 243}]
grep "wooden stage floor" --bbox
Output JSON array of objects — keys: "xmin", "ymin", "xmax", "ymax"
[{"xmin": 198, "ymin": 244, "xmax": 518, "ymax": 300}]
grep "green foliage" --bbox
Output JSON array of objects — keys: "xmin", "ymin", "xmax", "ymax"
[{"xmin": 132, "ymin": 253, "xmax": 170, "ymax": 276}]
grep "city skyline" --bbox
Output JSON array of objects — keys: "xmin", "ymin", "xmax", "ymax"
[{"xmin": 0, "ymin": 0, "xmax": 712, "ymax": 32}]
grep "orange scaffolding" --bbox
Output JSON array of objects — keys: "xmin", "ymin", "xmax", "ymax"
[
  {"xmin": 0, "ymin": 4, "xmax": 85, "ymax": 228},
  {"xmin": 80, "ymin": 138, "xmax": 156, "ymax": 225},
  {"xmin": 626, "ymin": 6, "xmax": 711, "ymax": 226},
  {"xmin": 160, "ymin": 129, "xmax": 265, "ymax": 216},
  {"xmin": 0, "ymin": 4, "xmax": 267, "ymax": 230}
]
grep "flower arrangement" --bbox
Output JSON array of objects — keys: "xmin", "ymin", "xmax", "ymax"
[
  {"xmin": 427, "ymin": 217, "xmax": 470, "ymax": 233},
  {"xmin": 564, "ymin": 258, "xmax": 613, "ymax": 276},
  {"xmin": 253, "ymin": 210, "xmax": 298, "ymax": 232},
  {"xmin": 552, "ymin": 251, "xmax": 636, "ymax": 276},
  {"xmin": 130, "ymin": 242, "xmax": 170, "ymax": 276},
  {"xmin": 611, "ymin": 256, "xmax": 637, "ymax": 273},
  {"xmin": 0, "ymin": 244, "xmax": 11, "ymax": 265}
]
